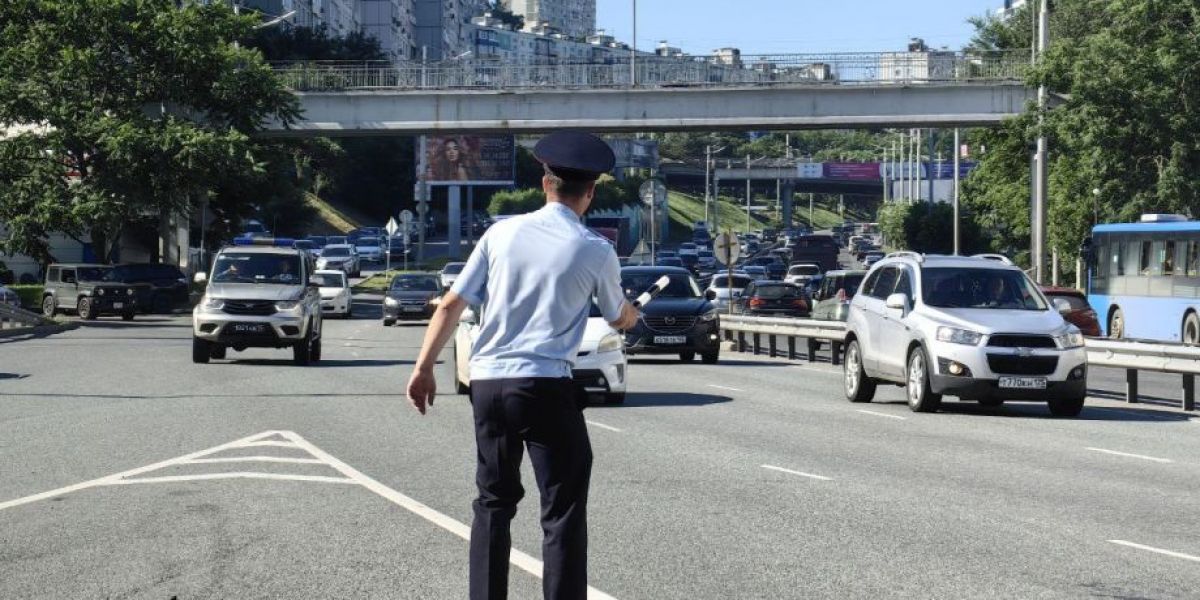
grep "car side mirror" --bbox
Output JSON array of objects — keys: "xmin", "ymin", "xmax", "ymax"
[
  {"xmin": 1052, "ymin": 297, "xmax": 1072, "ymax": 315},
  {"xmin": 705, "ymin": 289, "xmax": 717, "ymax": 301},
  {"xmin": 193, "ymin": 272, "xmax": 207, "ymax": 285},
  {"xmin": 885, "ymin": 293, "xmax": 908, "ymax": 311}
]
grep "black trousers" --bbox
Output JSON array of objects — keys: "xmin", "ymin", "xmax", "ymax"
[{"xmin": 469, "ymin": 377, "xmax": 593, "ymax": 600}]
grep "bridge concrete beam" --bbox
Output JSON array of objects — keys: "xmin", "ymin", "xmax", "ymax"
[{"xmin": 268, "ymin": 83, "xmax": 1034, "ymax": 136}]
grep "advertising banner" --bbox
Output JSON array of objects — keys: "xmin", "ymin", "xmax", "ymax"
[
  {"xmin": 824, "ymin": 162, "xmax": 882, "ymax": 180},
  {"xmin": 423, "ymin": 135, "xmax": 515, "ymax": 186}
]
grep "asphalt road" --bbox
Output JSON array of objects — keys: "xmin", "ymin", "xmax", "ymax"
[{"xmin": 3, "ymin": 283, "xmax": 1200, "ymax": 598}]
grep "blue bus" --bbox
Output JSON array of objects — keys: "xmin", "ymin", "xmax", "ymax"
[{"xmin": 1086, "ymin": 215, "xmax": 1200, "ymax": 343}]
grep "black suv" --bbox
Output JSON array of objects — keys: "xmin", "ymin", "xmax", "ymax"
[
  {"xmin": 103, "ymin": 263, "xmax": 189, "ymax": 313},
  {"xmin": 620, "ymin": 266, "xmax": 720, "ymax": 364},
  {"xmin": 42, "ymin": 264, "xmax": 140, "ymax": 320}
]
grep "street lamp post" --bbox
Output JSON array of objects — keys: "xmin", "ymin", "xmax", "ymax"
[{"xmin": 631, "ymin": 0, "xmax": 637, "ymax": 86}]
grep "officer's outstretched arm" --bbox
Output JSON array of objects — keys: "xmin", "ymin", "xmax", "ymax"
[
  {"xmin": 609, "ymin": 301, "xmax": 639, "ymax": 331},
  {"xmin": 407, "ymin": 291, "xmax": 468, "ymax": 414}
]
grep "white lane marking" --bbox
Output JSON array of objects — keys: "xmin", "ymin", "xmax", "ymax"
[
  {"xmin": 856, "ymin": 409, "xmax": 907, "ymax": 421},
  {"xmin": 707, "ymin": 384, "xmax": 743, "ymax": 392},
  {"xmin": 1108, "ymin": 540, "xmax": 1200, "ymax": 563},
  {"xmin": 585, "ymin": 420, "xmax": 622, "ymax": 433},
  {"xmin": 0, "ymin": 429, "xmax": 289, "ymax": 512},
  {"xmin": 1085, "ymin": 447, "xmax": 1173, "ymax": 464},
  {"xmin": 279, "ymin": 431, "xmax": 619, "ymax": 600},
  {"xmin": 760, "ymin": 464, "xmax": 833, "ymax": 482},
  {"xmin": 183, "ymin": 456, "xmax": 325, "ymax": 465},
  {"xmin": 110, "ymin": 473, "xmax": 356, "ymax": 485}
]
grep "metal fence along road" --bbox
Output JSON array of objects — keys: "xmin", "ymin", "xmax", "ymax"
[{"xmin": 273, "ymin": 51, "xmax": 1030, "ymax": 92}]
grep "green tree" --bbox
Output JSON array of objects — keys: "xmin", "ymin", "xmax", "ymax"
[
  {"xmin": 0, "ymin": 0, "xmax": 298, "ymax": 264},
  {"xmin": 248, "ymin": 24, "xmax": 387, "ymax": 62}
]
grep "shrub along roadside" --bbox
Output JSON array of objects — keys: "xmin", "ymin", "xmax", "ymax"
[{"xmin": 8, "ymin": 285, "xmax": 43, "ymax": 311}]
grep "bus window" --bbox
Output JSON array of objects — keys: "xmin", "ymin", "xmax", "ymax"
[
  {"xmin": 1164, "ymin": 241, "xmax": 1176, "ymax": 275},
  {"xmin": 1139, "ymin": 241, "xmax": 1153, "ymax": 275},
  {"xmin": 1111, "ymin": 241, "xmax": 1123, "ymax": 277},
  {"xmin": 1189, "ymin": 242, "xmax": 1200, "ymax": 277}
]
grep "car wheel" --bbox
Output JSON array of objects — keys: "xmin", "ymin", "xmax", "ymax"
[
  {"xmin": 679, "ymin": 351, "xmax": 695, "ymax": 362},
  {"xmin": 383, "ymin": 318, "xmax": 395, "ymax": 327},
  {"xmin": 293, "ymin": 328, "xmax": 313, "ymax": 366},
  {"xmin": 701, "ymin": 351, "xmax": 719, "ymax": 364},
  {"xmin": 605, "ymin": 392, "xmax": 626, "ymax": 405},
  {"xmin": 78, "ymin": 297, "xmax": 97, "ymax": 320},
  {"xmin": 210, "ymin": 345, "xmax": 227, "ymax": 360},
  {"xmin": 1108, "ymin": 307, "xmax": 1125, "ymax": 339},
  {"xmin": 906, "ymin": 347, "xmax": 942, "ymax": 413},
  {"xmin": 1184, "ymin": 313, "xmax": 1200, "ymax": 345},
  {"xmin": 1048, "ymin": 395, "xmax": 1085, "ymax": 418},
  {"xmin": 844, "ymin": 339, "xmax": 876, "ymax": 403},
  {"xmin": 192, "ymin": 337, "xmax": 211, "ymax": 364},
  {"xmin": 42, "ymin": 295, "xmax": 57, "ymax": 318}
]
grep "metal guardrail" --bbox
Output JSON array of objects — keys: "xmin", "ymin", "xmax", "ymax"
[
  {"xmin": 272, "ymin": 51, "xmax": 1030, "ymax": 92},
  {"xmin": 720, "ymin": 315, "xmax": 847, "ymax": 364},
  {"xmin": 0, "ymin": 303, "xmax": 52, "ymax": 331},
  {"xmin": 1086, "ymin": 339, "xmax": 1198, "ymax": 411}
]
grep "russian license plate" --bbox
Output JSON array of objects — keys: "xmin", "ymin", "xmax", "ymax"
[
  {"xmin": 112, "ymin": 302, "xmax": 123, "ymax": 309},
  {"xmin": 231, "ymin": 323, "xmax": 267, "ymax": 334},
  {"xmin": 999, "ymin": 376, "xmax": 1047, "ymax": 390},
  {"xmin": 653, "ymin": 336, "xmax": 687, "ymax": 345},
  {"xmin": 402, "ymin": 306, "xmax": 425, "ymax": 313}
]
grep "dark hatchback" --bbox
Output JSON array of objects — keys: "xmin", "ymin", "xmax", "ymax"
[
  {"xmin": 739, "ymin": 281, "xmax": 809, "ymax": 317},
  {"xmin": 382, "ymin": 274, "xmax": 443, "ymax": 325},
  {"xmin": 620, "ymin": 266, "xmax": 720, "ymax": 364},
  {"xmin": 103, "ymin": 263, "xmax": 189, "ymax": 313}
]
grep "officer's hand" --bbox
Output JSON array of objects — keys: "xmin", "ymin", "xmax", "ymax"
[{"xmin": 406, "ymin": 368, "xmax": 436, "ymax": 415}]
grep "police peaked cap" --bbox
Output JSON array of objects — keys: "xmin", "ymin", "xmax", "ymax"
[{"xmin": 533, "ymin": 131, "xmax": 616, "ymax": 181}]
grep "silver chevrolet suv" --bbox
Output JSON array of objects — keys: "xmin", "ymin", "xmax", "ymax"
[
  {"xmin": 843, "ymin": 253, "xmax": 1088, "ymax": 417},
  {"xmin": 192, "ymin": 241, "xmax": 323, "ymax": 365}
]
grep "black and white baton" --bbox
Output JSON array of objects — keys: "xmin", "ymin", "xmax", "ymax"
[{"xmin": 631, "ymin": 275, "xmax": 672, "ymax": 309}]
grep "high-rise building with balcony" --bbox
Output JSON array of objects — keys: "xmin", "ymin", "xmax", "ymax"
[
  {"xmin": 358, "ymin": 0, "xmax": 417, "ymax": 60},
  {"xmin": 505, "ymin": 0, "xmax": 596, "ymax": 39}
]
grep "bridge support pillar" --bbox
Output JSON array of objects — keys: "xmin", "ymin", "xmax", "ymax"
[
  {"xmin": 448, "ymin": 185, "xmax": 462, "ymax": 260},
  {"xmin": 780, "ymin": 181, "xmax": 795, "ymax": 228}
]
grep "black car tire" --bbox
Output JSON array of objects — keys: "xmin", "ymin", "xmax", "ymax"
[
  {"xmin": 311, "ymin": 338, "xmax": 322, "ymax": 363},
  {"xmin": 1108, "ymin": 307, "xmax": 1125, "ymax": 339},
  {"xmin": 679, "ymin": 351, "xmax": 695, "ymax": 362},
  {"xmin": 293, "ymin": 328, "xmax": 313, "ymax": 366},
  {"xmin": 42, "ymin": 295, "xmax": 57, "ymax": 318},
  {"xmin": 210, "ymin": 345, "xmax": 227, "ymax": 360},
  {"xmin": 78, "ymin": 297, "xmax": 97, "ymax": 320},
  {"xmin": 605, "ymin": 392, "xmax": 626, "ymax": 404},
  {"xmin": 121, "ymin": 309, "xmax": 135, "ymax": 321},
  {"xmin": 192, "ymin": 337, "xmax": 211, "ymax": 364},
  {"xmin": 906, "ymin": 347, "xmax": 942, "ymax": 413},
  {"xmin": 1184, "ymin": 312, "xmax": 1200, "ymax": 346},
  {"xmin": 843, "ymin": 339, "xmax": 876, "ymax": 403},
  {"xmin": 383, "ymin": 318, "xmax": 395, "ymax": 327},
  {"xmin": 701, "ymin": 351, "xmax": 719, "ymax": 365},
  {"xmin": 1048, "ymin": 395, "xmax": 1085, "ymax": 418}
]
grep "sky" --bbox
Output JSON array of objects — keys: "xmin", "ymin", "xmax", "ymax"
[{"xmin": 595, "ymin": 0, "xmax": 1005, "ymax": 56}]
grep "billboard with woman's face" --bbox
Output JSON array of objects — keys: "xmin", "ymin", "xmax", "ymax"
[{"xmin": 423, "ymin": 135, "xmax": 515, "ymax": 185}]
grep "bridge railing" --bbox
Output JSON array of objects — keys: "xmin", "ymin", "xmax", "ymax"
[{"xmin": 273, "ymin": 50, "xmax": 1030, "ymax": 92}]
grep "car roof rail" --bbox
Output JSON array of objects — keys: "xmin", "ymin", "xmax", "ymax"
[
  {"xmin": 884, "ymin": 251, "xmax": 923, "ymax": 263},
  {"xmin": 971, "ymin": 253, "xmax": 1014, "ymax": 265}
]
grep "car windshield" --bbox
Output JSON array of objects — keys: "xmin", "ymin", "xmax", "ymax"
[
  {"xmin": 922, "ymin": 268, "xmax": 1047, "ymax": 310},
  {"xmin": 328, "ymin": 237, "xmax": 347, "ymax": 245},
  {"xmin": 323, "ymin": 246, "xmax": 350, "ymax": 257},
  {"xmin": 312, "ymin": 272, "xmax": 346, "ymax": 287},
  {"xmin": 78, "ymin": 267, "xmax": 110, "ymax": 281},
  {"xmin": 621, "ymin": 272, "xmax": 701, "ymax": 299},
  {"xmin": 443, "ymin": 263, "xmax": 465, "ymax": 275},
  {"xmin": 755, "ymin": 284, "xmax": 801, "ymax": 299},
  {"xmin": 836, "ymin": 274, "xmax": 865, "ymax": 296},
  {"xmin": 211, "ymin": 253, "xmax": 302, "ymax": 284},
  {"xmin": 390, "ymin": 276, "xmax": 439, "ymax": 292}
]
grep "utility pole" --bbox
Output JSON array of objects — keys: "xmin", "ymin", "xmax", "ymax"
[
  {"xmin": 953, "ymin": 128, "xmax": 961, "ymax": 255},
  {"xmin": 1033, "ymin": 0, "xmax": 1050, "ymax": 283},
  {"xmin": 898, "ymin": 133, "xmax": 906, "ymax": 201},
  {"xmin": 745, "ymin": 154, "xmax": 752, "ymax": 231},
  {"xmin": 630, "ymin": 0, "xmax": 637, "ymax": 86},
  {"xmin": 704, "ymin": 145, "xmax": 712, "ymax": 226},
  {"xmin": 915, "ymin": 129, "xmax": 923, "ymax": 203}
]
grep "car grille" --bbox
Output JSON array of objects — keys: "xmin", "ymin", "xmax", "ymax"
[
  {"xmin": 222, "ymin": 300, "xmax": 277, "ymax": 316},
  {"xmin": 987, "ymin": 354, "xmax": 1058, "ymax": 375},
  {"xmin": 642, "ymin": 315, "xmax": 697, "ymax": 333},
  {"xmin": 988, "ymin": 334, "xmax": 1056, "ymax": 348}
]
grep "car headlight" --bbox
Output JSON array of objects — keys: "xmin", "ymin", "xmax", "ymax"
[
  {"xmin": 1054, "ymin": 330, "xmax": 1085, "ymax": 349},
  {"xmin": 597, "ymin": 332, "xmax": 624, "ymax": 353},
  {"xmin": 383, "ymin": 297, "xmax": 399, "ymax": 306},
  {"xmin": 936, "ymin": 326, "xmax": 983, "ymax": 346},
  {"xmin": 275, "ymin": 300, "xmax": 300, "ymax": 311},
  {"xmin": 127, "ymin": 288, "xmax": 134, "ymax": 296},
  {"xmin": 202, "ymin": 297, "xmax": 224, "ymax": 310},
  {"xmin": 699, "ymin": 309, "xmax": 719, "ymax": 322}
]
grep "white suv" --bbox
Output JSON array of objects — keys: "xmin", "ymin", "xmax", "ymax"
[{"xmin": 843, "ymin": 253, "xmax": 1088, "ymax": 416}]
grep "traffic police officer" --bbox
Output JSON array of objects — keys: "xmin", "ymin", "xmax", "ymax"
[{"xmin": 407, "ymin": 131, "xmax": 639, "ymax": 600}]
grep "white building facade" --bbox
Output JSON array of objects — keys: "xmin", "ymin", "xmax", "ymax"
[{"xmin": 504, "ymin": 0, "xmax": 595, "ymax": 39}]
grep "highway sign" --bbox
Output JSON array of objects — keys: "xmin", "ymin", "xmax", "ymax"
[
  {"xmin": 399, "ymin": 210, "xmax": 413, "ymax": 224},
  {"xmin": 713, "ymin": 232, "xmax": 741, "ymax": 265},
  {"xmin": 385, "ymin": 217, "xmax": 400, "ymax": 237}
]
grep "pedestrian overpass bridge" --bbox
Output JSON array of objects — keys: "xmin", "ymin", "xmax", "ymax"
[{"xmin": 262, "ymin": 52, "xmax": 1036, "ymax": 135}]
